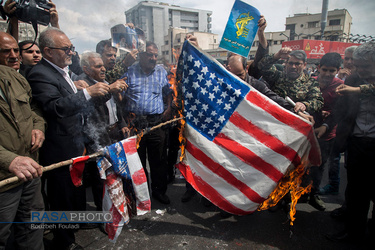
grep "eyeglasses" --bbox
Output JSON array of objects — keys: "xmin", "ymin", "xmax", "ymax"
[
  {"xmin": 48, "ymin": 45, "xmax": 75, "ymax": 55},
  {"xmin": 287, "ymin": 61, "xmax": 303, "ymax": 67}
]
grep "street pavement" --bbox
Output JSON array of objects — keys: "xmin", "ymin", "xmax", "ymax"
[{"xmin": 44, "ymin": 158, "xmax": 373, "ymax": 250}]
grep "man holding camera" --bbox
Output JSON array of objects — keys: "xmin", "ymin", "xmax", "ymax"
[{"xmin": 2, "ymin": 0, "xmax": 59, "ymax": 76}]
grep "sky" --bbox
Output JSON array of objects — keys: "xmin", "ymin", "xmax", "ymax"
[{"xmin": 51, "ymin": 0, "xmax": 375, "ymax": 53}]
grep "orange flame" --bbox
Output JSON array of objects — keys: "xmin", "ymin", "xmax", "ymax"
[
  {"xmin": 178, "ymin": 114, "xmax": 186, "ymax": 161},
  {"xmin": 167, "ymin": 49, "xmax": 186, "ymax": 161},
  {"xmin": 136, "ymin": 130, "xmax": 143, "ymax": 149},
  {"xmin": 258, "ymin": 156, "xmax": 311, "ymax": 226}
]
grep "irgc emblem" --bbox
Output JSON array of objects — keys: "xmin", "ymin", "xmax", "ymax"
[{"xmin": 235, "ymin": 12, "xmax": 254, "ymax": 38}]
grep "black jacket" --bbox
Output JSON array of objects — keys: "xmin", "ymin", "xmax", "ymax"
[
  {"xmin": 333, "ymin": 74, "xmax": 362, "ymax": 153},
  {"xmin": 76, "ymin": 73, "xmax": 126, "ymax": 152},
  {"xmin": 26, "ymin": 59, "xmax": 89, "ymax": 165}
]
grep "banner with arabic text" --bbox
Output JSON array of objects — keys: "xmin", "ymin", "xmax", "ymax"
[{"xmin": 219, "ymin": 0, "xmax": 261, "ymax": 57}]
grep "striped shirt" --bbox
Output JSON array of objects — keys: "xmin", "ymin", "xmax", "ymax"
[{"xmin": 122, "ymin": 63, "xmax": 171, "ymax": 115}]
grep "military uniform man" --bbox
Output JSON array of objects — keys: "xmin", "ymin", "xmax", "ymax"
[{"xmin": 257, "ymin": 48, "xmax": 323, "ymax": 114}]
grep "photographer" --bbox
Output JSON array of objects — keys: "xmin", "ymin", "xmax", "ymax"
[{"xmin": 3, "ymin": 0, "xmax": 60, "ymax": 41}]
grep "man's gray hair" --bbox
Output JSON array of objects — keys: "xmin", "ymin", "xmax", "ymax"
[
  {"xmin": 353, "ymin": 41, "xmax": 375, "ymax": 62},
  {"xmin": 289, "ymin": 50, "xmax": 307, "ymax": 63},
  {"xmin": 345, "ymin": 45, "xmax": 358, "ymax": 55},
  {"xmin": 39, "ymin": 27, "xmax": 66, "ymax": 54},
  {"xmin": 80, "ymin": 52, "xmax": 102, "ymax": 68}
]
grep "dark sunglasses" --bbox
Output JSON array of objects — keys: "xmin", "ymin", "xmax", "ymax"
[{"xmin": 48, "ymin": 45, "xmax": 75, "ymax": 55}]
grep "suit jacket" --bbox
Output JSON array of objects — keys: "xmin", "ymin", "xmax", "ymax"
[
  {"xmin": 26, "ymin": 58, "xmax": 89, "ymax": 166},
  {"xmin": 333, "ymin": 73, "xmax": 362, "ymax": 153},
  {"xmin": 76, "ymin": 73, "xmax": 126, "ymax": 152}
]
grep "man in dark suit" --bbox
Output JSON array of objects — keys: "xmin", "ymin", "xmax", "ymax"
[
  {"xmin": 327, "ymin": 42, "xmax": 375, "ymax": 244},
  {"xmin": 26, "ymin": 27, "xmax": 110, "ymax": 250},
  {"xmin": 78, "ymin": 51, "xmax": 128, "ymax": 150},
  {"xmin": 76, "ymin": 52, "xmax": 128, "ymax": 216}
]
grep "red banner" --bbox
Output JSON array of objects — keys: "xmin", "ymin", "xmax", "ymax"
[{"xmin": 282, "ymin": 40, "xmax": 360, "ymax": 59}]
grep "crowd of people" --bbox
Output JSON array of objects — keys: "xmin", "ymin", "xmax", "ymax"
[{"xmin": 0, "ymin": 0, "xmax": 374, "ymax": 249}]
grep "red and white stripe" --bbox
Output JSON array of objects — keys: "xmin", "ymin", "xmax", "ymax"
[
  {"xmin": 100, "ymin": 136, "xmax": 151, "ymax": 242},
  {"xmin": 103, "ymin": 171, "xmax": 128, "ymax": 242},
  {"xmin": 121, "ymin": 137, "xmax": 151, "ymax": 215},
  {"xmin": 178, "ymin": 88, "xmax": 320, "ymax": 215}
]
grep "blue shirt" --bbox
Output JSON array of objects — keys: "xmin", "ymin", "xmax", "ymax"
[{"xmin": 122, "ymin": 63, "xmax": 171, "ymax": 115}]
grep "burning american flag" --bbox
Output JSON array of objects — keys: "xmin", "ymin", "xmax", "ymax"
[
  {"xmin": 97, "ymin": 136, "xmax": 150, "ymax": 242},
  {"xmin": 176, "ymin": 41, "xmax": 320, "ymax": 215}
]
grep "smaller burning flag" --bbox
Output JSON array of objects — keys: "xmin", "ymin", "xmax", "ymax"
[
  {"xmin": 97, "ymin": 136, "xmax": 150, "ymax": 242},
  {"xmin": 69, "ymin": 155, "xmax": 90, "ymax": 187}
]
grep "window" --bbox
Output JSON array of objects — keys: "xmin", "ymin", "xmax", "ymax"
[
  {"xmin": 273, "ymin": 41, "xmax": 278, "ymax": 45},
  {"xmin": 329, "ymin": 19, "xmax": 341, "ymax": 26},
  {"xmin": 330, "ymin": 35, "xmax": 339, "ymax": 41},
  {"xmin": 285, "ymin": 24, "xmax": 295, "ymax": 30},
  {"xmin": 308, "ymin": 21, "xmax": 319, "ymax": 28},
  {"xmin": 165, "ymin": 41, "xmax": 169, "ymax": 45}
]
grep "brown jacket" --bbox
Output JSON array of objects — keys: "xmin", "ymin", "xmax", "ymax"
[{"xmin": 0, "ymin": 65, "xmax": 45, "ymax": 192}]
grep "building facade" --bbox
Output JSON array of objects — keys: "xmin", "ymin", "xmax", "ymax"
[
  {"xmin": 285, "ymin": 9, "xmax": 352, "ymax": 42},
  {"xmin": 246, "ymin": 8, "xmax": 352, "ymax": 60},
  {"xmin": 249, "ymin": 30, "xmax": 291, "ymax": 59},
  {"xmin": 125, "ymin": 1, "xmax": 212, "ymax": 50},
  {"xmin": 161, "ymin": 27, "xmax": 218, "ymax": 64}
]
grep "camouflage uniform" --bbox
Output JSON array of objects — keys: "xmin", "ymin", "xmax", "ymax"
[
  {"xmin": 359, "ymin": 83, "xmax": 375, "ymax": 95},
  {"xmin": 105, "ymin": 61, "xmax": 127, "ymax": 84},
  {"xmin": 258, "ymin": 54, "xmax": 324, "ymax": 114}
]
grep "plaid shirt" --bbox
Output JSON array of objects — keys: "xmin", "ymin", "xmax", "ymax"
[{"xmin": 122, "ymin": 63, "xmax": 171, "ymax": 115}]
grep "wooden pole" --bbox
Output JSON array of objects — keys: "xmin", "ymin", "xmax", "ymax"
[{"xmin": 0, "ymin": 117, "xmax": 184, "ymax": 188}]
